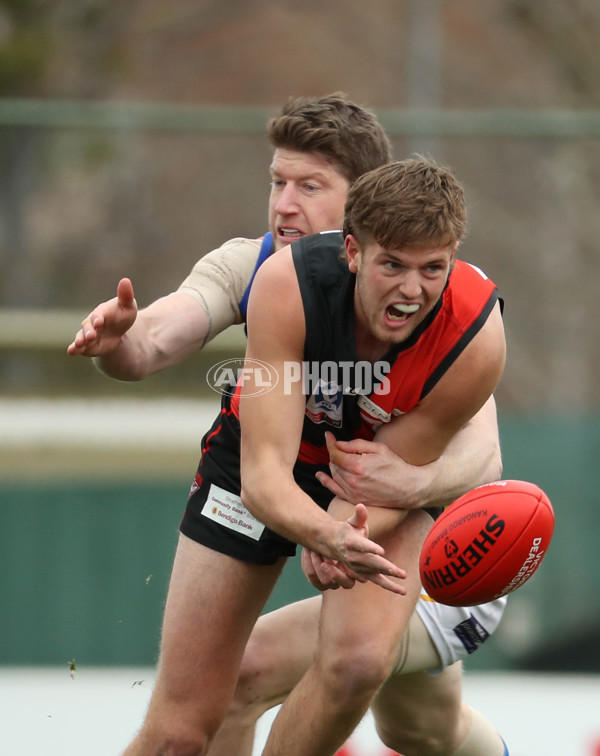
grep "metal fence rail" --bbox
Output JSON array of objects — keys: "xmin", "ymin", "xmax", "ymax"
[
  {"xmin": 0, "ymin": 309, "xmax": 246, "ymax": 351},
  {"xmin": 0, "ymin": 98, "xmax": 599, "ymax": 137}
]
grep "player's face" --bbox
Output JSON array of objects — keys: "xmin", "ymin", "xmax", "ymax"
[
  {"xmin": 346, "ymin": 236, "xmax": 457, "ymax": 350},
  {"xmin": 268, "ymin": 148, "xmax": 350, "ymax": 251}
]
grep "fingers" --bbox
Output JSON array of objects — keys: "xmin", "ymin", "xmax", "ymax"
[
  {"xmin": 301, "ymin": 548, "xmax": 327, "ymax": 590},
  {"xmin": 325, "ymin": 431, "xmax": 378, "ymax": 470},
  {"xmin": 364, "ymin": 573, "xmax": 407, "ymax": 595},
  {"xmin": 317, "ymin": 560, "xmax": 357, "ymax": 590},
  {"xmin": 324, "ymin": 431, "xmax": 346, "ymax": 468},
  {"xmin": 116, "ymin": 277, "xmax": 136, "ymax": 309},
  {"xmin": 301, "ymin": 549, "xmax": 358, "ymax": 591},
  {"xmin": 346, "ymin": 502, "xmax": 369, "ymax": 534},
  {"xmin": 349, "ymin": 551, "xmax": 406, "ymax": 581},
  {"xmin": 304, "ymin": 546, "xmax": 406, "ymax": 595},
  {"xmin": 314, "ymin": 471, "xmax": 345, "ymax": 498},
  {"xmin": 67, "ymin": 313, "xmax": 103, "ymax": 354},
  {"xmin": 332, "ymin": 436, "xmax": 382, "ymax": 456}
]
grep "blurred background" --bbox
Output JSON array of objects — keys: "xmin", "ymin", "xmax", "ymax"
[{"xmin": 0, "ymin": 0, "xmax": 599, "ymax": 752}]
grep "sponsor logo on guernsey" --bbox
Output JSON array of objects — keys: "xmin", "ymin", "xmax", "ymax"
[
  {"xmin": 202, "ymin": 483, "xmax": 265, "ymax": 541},
  {"xmin": 357, "ymin": 395, "xmax": 392, "ymax": 424}
]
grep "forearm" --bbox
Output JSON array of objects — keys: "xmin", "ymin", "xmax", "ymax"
[
  {"xmin": 241, "ymin": 472, "xmax": 341, "ymax": 559},
  {"xmin": 93, "ymin": 320, "xmax": 156, "ymax": 380},
  {"xmin": 415, "ymin": 399, "xmax": 502, "ymax": 509}
]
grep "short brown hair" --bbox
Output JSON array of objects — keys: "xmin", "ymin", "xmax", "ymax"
[
  {"xmin": 266, "ymin": 92, "xmax": 392, "ymax": 183},
  {"xmin": 343, "ymin": 158, "xmax": 467, "ymax": 249}
]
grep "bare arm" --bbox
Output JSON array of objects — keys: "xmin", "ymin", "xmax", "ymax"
[
  {"xmin": 238, "ymin": 249, "xmax": 405, "ymax": 590},
  {"xmin": 67, "ymin": 237, "xmax": 262, "ymax": 380},
  {"xmin": 67, "ymin": 278, "xmax": 211, "ymax": 380},
  {"xmin": 316, "ymin": 395, "xmax": 502, "ymax": 509}
]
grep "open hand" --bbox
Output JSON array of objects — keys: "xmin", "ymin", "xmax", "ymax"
[{"xmin": 67, "ymin": 278, "xmax": 137, "ymax": 357}]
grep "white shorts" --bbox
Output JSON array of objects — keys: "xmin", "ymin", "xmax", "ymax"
[{"xmin": 415, "ymin": 590, "xmax": 507, "ymax": 670}]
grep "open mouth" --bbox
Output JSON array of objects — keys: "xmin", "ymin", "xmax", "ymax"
[
  {"xmin": 386, "ymin": 303, "xmax": 420, "ymax": 322},
  {"xmin": 278, "ymin": 227, "xmax": 304, "ymax": 239}
]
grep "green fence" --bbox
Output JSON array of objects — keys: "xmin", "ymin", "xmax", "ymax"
[{"xmin": 1, "ymin": 414, "xmax": 598, "ymax": 671}]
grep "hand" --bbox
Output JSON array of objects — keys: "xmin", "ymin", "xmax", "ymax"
[
  {"xmin": 67, "ymin": 278, "xmax": 138, "ymax": 357},
  {"xmin": 312, "ymin": 504, "xmax": 407, "ymax": 595},
  {"xmin": 315, "ymin": 431, "xmax": 427, "ymax": 509},
  {"xmin": 301, "ymin": 548, "xmax": 367, "ymax": 591}
]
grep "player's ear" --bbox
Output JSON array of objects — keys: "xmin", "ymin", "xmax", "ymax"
[
  {"xmin": 450, "ymin": 241, "xmax": 459, "ymax": 264},
  {"xmin": 345, "ymin": 234, "xmax": 361, "ymax": 273}
]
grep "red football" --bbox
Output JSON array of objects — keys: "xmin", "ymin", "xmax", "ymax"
[{"xmin": 419, "ymin": 480, "xmax": 555, "ymax": 606}]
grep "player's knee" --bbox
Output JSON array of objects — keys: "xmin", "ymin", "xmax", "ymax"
[
  {"xmin": 376, "ymin": 720, "xmax": 454, "ymax": 756},
  {"xmin": 376, "ymin": 708, "xmax": 462, "ymax": 756},
  {"xmin": 318, "ymin": 643, "xmax": 391, "ymax": 703},
  {"xmin": 136, "ymin": 727, "xmax": 212, "ymax": 756},
  {"xmin": 138, "ymin": 704, "xmax": 224, "ymax": 756}
]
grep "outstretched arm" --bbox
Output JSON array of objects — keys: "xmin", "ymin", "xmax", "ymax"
[
  {"xmin": 67, "ymin": 278, "xmax": 211, "ymax": 380},
  {"xmin": 66, "ymin": 237, "xmax": 266, "ymax": 379}
]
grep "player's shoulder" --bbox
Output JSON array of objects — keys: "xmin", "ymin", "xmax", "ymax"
[
  {"xmin": 446, "ymin": 259, "xmax": 500, "ymax": 323},
  {"xmin": 295, "ymin": 230, "xmax": 343, "ymax": 255},
  {"xmin": 291, "ymin": 230, "xmax": 346, "ymax": 281},
  {"xmin": 201, "ymin": 236, "xmax": 263, "ymax": 265},
  {"xmin": 451, "ymin": 259, "xmax": 496, "ymax": 287}
]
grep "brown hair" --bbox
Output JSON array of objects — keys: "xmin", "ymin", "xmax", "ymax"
[
  {"xmin": 266, "ymin": 92, "xmax": 392, "ymax": 183},
  {"xmin": 343, "ymin": 158, "xmax": 467, "ymax": 249}
]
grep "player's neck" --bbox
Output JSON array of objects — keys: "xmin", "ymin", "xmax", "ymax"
[{"xmin": 354, "ymin": 324, "xmax": 389, "ymax": 363}]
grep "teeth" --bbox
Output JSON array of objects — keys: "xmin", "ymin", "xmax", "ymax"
[
  {"xmin": 391, "ymin": 303, "xmax": 419, "ymax": 314},
  {"xmin": 280, "ymin": 228, "xmax": 302, "ymax": 237},
  {"xmin": 387, "ymin": 303, "xmax": 420, "ymax": 321}
]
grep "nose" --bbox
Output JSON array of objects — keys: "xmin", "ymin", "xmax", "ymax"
[
  {"xmin": 398, "ymin": 270, "xmax": 422, "ymax": 299},
  {"xmin": 273, "ymin": 183, "xmax": 300, "ymax": 215}
]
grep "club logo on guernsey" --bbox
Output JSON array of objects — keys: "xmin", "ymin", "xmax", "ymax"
[{"xmin": 305, "ymin": 380, "xmax": 344, "ymax": 428}]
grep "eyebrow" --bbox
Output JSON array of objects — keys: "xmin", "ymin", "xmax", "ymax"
[
  {"xmin": 378, "ymin": 250, "xmax": 450, "ymax": 265},
  {"xmin": 269, "ymin": 168, "xmax": 329, "ymax": 182}
]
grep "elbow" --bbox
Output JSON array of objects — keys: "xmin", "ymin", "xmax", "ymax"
[
  {"xmin": 240, "ymin": 471, "xmax": 265, "ymax": 521},
  {"xmin": 240, "ymin": 461, "xmax": 279, "ymax": 527}
]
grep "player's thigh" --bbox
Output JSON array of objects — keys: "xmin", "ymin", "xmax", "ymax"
[
  {"xmin": 240, "ymin": 595, "xmax": 323, "ymax": 706},
  {"xmin": 390, "ymin": 607, "xmax": 443, "ymax": 677},
  {"xmin": 373, "ymin": 659, "xmax": 463, "ymax": 744},
  {"xmin": 153, "ymin": 533, "xmax": 286, "ymax": 712}
]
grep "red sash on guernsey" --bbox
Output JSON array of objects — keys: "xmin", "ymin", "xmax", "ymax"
[{"xmin": 297, "ymin": 260, "xmax": 498, "ymax": 465}]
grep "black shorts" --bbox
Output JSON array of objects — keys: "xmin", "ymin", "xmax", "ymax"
[{"xmin": 180, "ymin": 407, "xmax": 332, "ymax": 565}]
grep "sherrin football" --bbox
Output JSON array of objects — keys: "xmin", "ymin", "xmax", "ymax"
[{"xmin": 419, "ymin": 480, "xmax": 554, "ymax": 607}]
